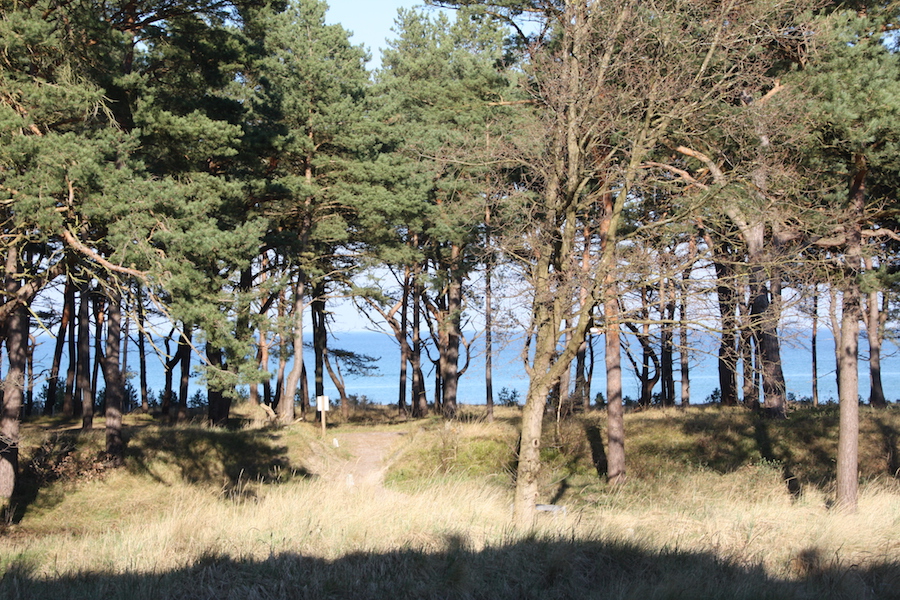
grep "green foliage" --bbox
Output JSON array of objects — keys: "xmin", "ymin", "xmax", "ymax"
[{"xmin": 497, "ymin": 387, "xmax": 520, "ymax": 407}]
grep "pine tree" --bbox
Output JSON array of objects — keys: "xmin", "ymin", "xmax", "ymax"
[
  {"xmin": 365, "ymin": 7, "xmax": 517, "ymax": 417},
  {"xmin": 241, "ymin": 0, "xmax": 370, "ymax": 423},
  {"xmin": 793, "ymin": 4, "xmax": 900, "ymax": 511}
]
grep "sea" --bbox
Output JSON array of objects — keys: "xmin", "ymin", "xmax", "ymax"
[{"xmin": 26, "ymin": 327, "xmax": 900, "ymax": 408}]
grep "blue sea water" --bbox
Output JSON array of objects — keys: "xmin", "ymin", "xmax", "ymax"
[{"xmin": 29, "ymin": 327, "xmax": 900, "ymax": 407}]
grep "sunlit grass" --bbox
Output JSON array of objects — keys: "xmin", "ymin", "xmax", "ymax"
[{"xmin": 2, "ymin": 403, "xmax": 900, "ymax": 598}]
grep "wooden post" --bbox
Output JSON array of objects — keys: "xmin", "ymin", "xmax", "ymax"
[{"xmin": 318, "ymin": 395, "xmax": 329, "ymax": 436}]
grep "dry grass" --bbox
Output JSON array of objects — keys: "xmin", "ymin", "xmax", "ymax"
[{"xmin": 1, "ymin": 404, "xmax": 900, "ymax": 599}]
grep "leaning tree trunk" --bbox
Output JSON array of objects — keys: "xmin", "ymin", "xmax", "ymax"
[
  {"xmin": 1, "ymin": 246, "xmax": 28, "ymax": 504},
  {"xmin": 323, "ymin": 351, "xmax": 350, "ymax": 420},
  {"xmin": 1, "ymin": 304, "xmax": 27, "ymax": 503}
]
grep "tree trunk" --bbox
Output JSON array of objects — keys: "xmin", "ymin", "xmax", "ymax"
[
  {"xmin": 281, "ymin": 279, "xmax": 305, "ymax": 425},
  {"xmin": 92, "ymin": 295, "xmax": 105, "ymax": 402},
  {"xmin": 63, "ymin": 283, "xmax": 77, "ymax": 417},
  {"xmin": 205, "ymin": 344, "xmax": 232, "ymax": 426},
  {"xmin": 811, "ymin": 291, "xmax": 819, "ymax": 407},
  {"xmin": 323, "ymin": 351, "xmax": 350, "ymax": 419},
  {"xmin": 411, "ymin": 269, "xmax": 427, "ymax": 417},
  {"xmin": 679, "ymin": 262, "xmax": 691, "ymax": 406},
  {"xmin": 638, "ymin": 286, "xmax": 656, "ymax": 408},
  {"xmin": 399, "ymin": 268, "xmax": 410, "ymax": 415},
  {"xmin": 177, "ymin": 327, "xmax": 191, "ymax": 421},
  {"xmin": 484, "ymin": 222, "xmax": 495, "ymax": 422},
  {"xmin": 46, "ymin": 276, "xmax": 74, "ymax": 415},
  {"xmin": 311, "ymin": 282, "xmax": 327, "ymax": 404},
  {"xmin": 605, "ymin": 278, "xmax": 625, "ymax": 484},
  {"xmin": 25, "ymin": 334, "xmax": 35, "ymax": 417},
  {"xmin": 1, "ymin": 246, "xmax": 28, "ymax": 503},
  {"xmin": 714, "ymin": 259, "xmax": 739, "ymax": 405},
  {"xmin": 121, "ymin": 305, "xmax": 130, "ymax": 412},
  {"xmin": 136, "ymin": 286, "xmax": 150, "ymax": 412},
  {"xmin": 274, "ymin": 289, "xmax": 288, "ymax": 411},
  {"xmin": 836, "ymin": 158, "xmax": 866, "ymax": 512},
  {"xmin": 752, "ymin": 262, "xmax": 786, "ymax": 417},
  {"xmin": 513, "ymin": 311, "xmax": 558, "ymax": 524},
  {"xmin": 660, "ymin": 277, "xmax": 675, "ymax": 407},
  {"xmin": 162, "ymin": 328, "xmax": 178, "ymax": 416},
  {"xmin": 440, "ymin": 247, "xmax": 462, "ymax": 419},
  {"xmin": 837, "ymin": 286, "xmax": 860, "ymax": 511},
  {"xmin": 863, "ymin": 256, "xmax": 886, "ymax": 408},
  {"xmin": 829, "ymin": 286, "xmax": 842, "ymax": 403},
  {"xmin": 102, "ymin": 288, "xmax": 125, "ymax": 460},
  {"xmin": 76, "ymin": 279, "xmax": 94, "ymax": 430}
]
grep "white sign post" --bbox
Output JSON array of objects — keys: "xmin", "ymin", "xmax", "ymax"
[{"xmin": 317, "ymin": 395, "xmax": 329, "ymax": 436}]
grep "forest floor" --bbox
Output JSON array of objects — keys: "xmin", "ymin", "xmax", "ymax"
[{"xmin": 2, "ymin": 403, "xmax": 900, "ymax": 599}]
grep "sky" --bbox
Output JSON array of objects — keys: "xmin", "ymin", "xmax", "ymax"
[{"xmin": 324, "ymin": 0, "xmax": 450, "ymax": 68}]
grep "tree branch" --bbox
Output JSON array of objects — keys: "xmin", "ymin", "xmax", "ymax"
[{"xmin": 60, "ymin": 229, "xmax": 148, "ymax": 281}]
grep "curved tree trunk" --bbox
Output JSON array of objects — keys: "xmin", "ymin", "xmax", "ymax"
[{"xmin": 1, "ymin": 246, "xmax": 28, "ymax": 504}]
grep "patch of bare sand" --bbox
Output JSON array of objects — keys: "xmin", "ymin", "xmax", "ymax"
[{"xmin": 325, "ymin": 431, "xmax": 405, "ymax": 488}]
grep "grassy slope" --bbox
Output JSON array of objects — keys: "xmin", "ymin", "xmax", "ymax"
[{"xmin": 1, "ymin": 404, "xmax": 900, "ymax": 599}]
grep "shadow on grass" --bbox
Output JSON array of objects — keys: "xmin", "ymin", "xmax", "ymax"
[
  {"xmin": 874, "ymin": 417, "xmax": 900, "ymax": 478},
  {"xmin": 3, "ymin": 535, "xmax": 899, "ymax": 600},
  {"xmin": 10, "ymin": 426, "xmax": 310, "ymax": 525},
  {"xmin": 674, "ymin": 408, "xmax": 844, "ymax": 490},
  {"xmin": 584, "ymin": 423, "xmax": 607, "ymax": 477},
  {"xmin": 126, "ymin": 427, "xmax": 311, "ymax": 489}
]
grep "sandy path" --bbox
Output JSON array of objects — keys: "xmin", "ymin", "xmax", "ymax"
[{"xmin": 327, "ymin": 431, "xmax": 404, "ymax": 488}]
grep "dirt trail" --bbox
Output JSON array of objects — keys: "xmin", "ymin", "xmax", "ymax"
[{"xmin": 326, "ymin": 431, "xmax": 405, "ymax": 488}]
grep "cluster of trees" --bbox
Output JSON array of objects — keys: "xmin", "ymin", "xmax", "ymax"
[{"xmin": 2, "ymin": 0, "xmax": 899, "ymax": 520}]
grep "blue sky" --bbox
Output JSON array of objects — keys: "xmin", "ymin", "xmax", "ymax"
[{"xmin": 324, "ymin": 0, "xmax": 450, "ymax": 68}]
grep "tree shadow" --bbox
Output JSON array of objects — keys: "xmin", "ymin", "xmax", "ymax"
[
  {"xmin": 584, "ymin": 423, "xmax": 607, "ymax": 477},
  {"xmin": 675, "ymin": 408, "xmax": 842, "ymax": 492},
  {"xmin": 9, "ymin": 426, "xmax": 310, "ymax": 525},
  {"xmin": 874, "ymin": 417, "xmax": 900, "ymax": 478},
  {"xmin": 126, "ymin": 427, "xmax": 310, "ymax": 489},
  {"xmin": 753, "ymin": 418, "xmax": 802, "ymax": 499},
  {"xmin": 3, "ymin": 535, "xmax": 899, "ymax": 599}
]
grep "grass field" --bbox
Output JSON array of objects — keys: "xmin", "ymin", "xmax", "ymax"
[{"xmin": 1, "ymin": 403, "xmax": 899, "ymax": 599}]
